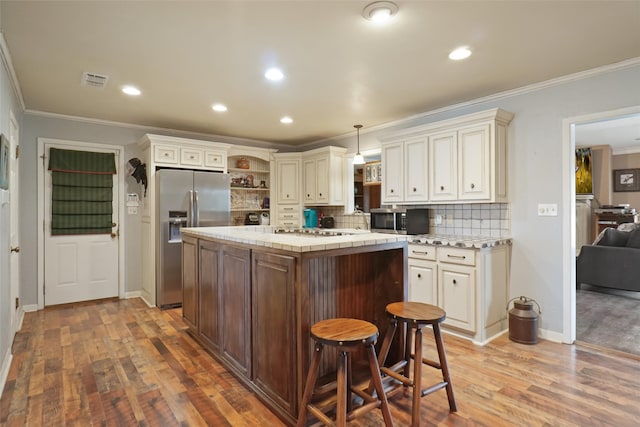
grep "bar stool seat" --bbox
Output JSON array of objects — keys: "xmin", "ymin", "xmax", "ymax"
[
  {"xmin": 297, "ymin": 318, "xmax": 394, "ymax": 427},
  {"xmin": 373, "ymin": 302, "xmax": 457, "ymax": 427}
]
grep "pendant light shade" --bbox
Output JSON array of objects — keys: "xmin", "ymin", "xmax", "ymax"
[{"xmin": 353, "ymin": 124, "xmax": 365, "ymax": 165}]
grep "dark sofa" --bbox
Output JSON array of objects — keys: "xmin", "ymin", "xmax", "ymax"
[{"xmin": 576, "ymin": 225, "xmax": 640, "ymax": 292}]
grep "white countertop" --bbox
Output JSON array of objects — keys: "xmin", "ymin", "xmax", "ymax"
[
  {"xmin": 409, "ymin": 234, "xmax": 512, "ymax": 249},
  {"xmin": 181, "ymin": 226, "xmax": 408, "ymax": 253}
]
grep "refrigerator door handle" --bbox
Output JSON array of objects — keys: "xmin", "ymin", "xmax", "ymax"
[
  {"xmin": 188, "ymin": 190, "xmax": 194, "ymax": 227},
  {"xmin": 193, "ymin": 190, "xmax": 200, "ymax": 226}
]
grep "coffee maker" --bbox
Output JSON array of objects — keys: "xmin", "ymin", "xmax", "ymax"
[{"xmin": 303, "ymin": 208, "xmax": 318, "ymax": 228}]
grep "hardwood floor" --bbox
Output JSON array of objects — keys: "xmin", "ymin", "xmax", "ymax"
[{"xmin": 1, "ymin": 298, "xmax": 639, "ymax": 426}]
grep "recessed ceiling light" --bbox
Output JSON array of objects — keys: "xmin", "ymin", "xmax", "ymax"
[
  {"xmin": 122, "ymin": 85, "xmax": 141, "ymax": 96},
  {"xmin": 280, "ymin": 116, "xmax": 293, "ymax": 124},
  {"xmin": 449, "ymin": 47, "xmax": 472, "ymax": 60},
  {"xmin": 212, "ymin": 103, "xmax": 228, "ymax": 112},
  {"xmin": 265, "ymin": 68, "xmax": 284, "ymax": 81},
  {"xmin": 363, "ymin": 1, "xmax": 398, "ymax": 22}
]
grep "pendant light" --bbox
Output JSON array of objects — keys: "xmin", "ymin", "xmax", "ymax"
[{"xmin": 353, "ymin": 124, "xmax": 365, "ymax": 165}]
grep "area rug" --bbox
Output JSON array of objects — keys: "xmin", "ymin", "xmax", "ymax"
[{"xmin": 576, "ymin": 285, "xmax": 640, "ymax": 357}]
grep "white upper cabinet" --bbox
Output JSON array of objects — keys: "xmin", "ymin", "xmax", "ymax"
[
  {"xmin": 429, "ymin": 131, "xmax": 457, "ymax": 201},
  {"xmin": 143, "ymin": 134, "xmax": 229, "ymax": 172},
  {"xmin": 381, "ymin": 108, "xmax": 513, "ymax": 204},
  {"xmin": 302, "ymin": 146, "xmax": 346, "ymax": 206},
  {"xmin": 381, "ymin": 141, "xmax": 404, "ymax": 203},
  {"xmin": 275, "ymin": 156, "xmax": 301, "ymax": 205}
]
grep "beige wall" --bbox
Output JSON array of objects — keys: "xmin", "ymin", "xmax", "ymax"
[{"xmin": 612, "ymin": 152, "xmax": 640, "ymax": 208}]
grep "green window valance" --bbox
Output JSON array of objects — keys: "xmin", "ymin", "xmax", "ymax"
[{"xmin": 48, "ymin": 148, "xmax": 116, "ymax": 235}]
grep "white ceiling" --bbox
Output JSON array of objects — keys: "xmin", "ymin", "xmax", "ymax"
[
  {"xmin": 575, "ymin": 115, "xmax": 640, "ymax": 155},
  {"xmin": 1, "ymin": 1, "xmax": 640, "ymax": 145}
]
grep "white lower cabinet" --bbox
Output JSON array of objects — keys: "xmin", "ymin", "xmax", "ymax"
[{"xmin": 408, "ymin": 242, "xmax": 510, "ymax": 345}]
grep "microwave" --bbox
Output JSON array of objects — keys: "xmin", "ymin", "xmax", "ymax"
[{"xmin": 370, "ymin": 208, "xmax": 429, "ymax": 235}]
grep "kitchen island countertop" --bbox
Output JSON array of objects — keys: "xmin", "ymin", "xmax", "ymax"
[{"xmin": 181, "ymin": 225, "xmax": 409, "ymax": 252}]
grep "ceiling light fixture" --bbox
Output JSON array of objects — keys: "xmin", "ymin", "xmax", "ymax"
[
  {"xmin": 353, "ymin": 124, "xmax": 365, "ymax": 165},
  {"xmin": 362, "ymin": 1, "xmax": 398, "ymax": 22},
  {"xmin": 265, "ymin": 68, "xmax": 284, "ymax": 81},
  {"xmin": 449, "ymin": 47, "xmax": 472, "ymax": 60},
  {"xmin": 280, "ymin": 116, "xmax": 293, "ymax": 124},
  {"xmin": 122, "ymin": 85, "xmax": 141, "ymax": 96},
  {"xmin": 212, "ymin": 103, "xmax": 228, "ymax": 112}
]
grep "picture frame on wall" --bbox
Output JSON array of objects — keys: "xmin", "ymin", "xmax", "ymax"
[
  {"xmin": 613, "ymin": 168, "xmax": 640, "ymax": 192},
  {"xmin": 0, "ymin": 134, "xmax": 9, "ymax": 190}
]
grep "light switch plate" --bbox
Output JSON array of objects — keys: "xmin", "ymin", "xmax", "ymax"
[{"xmin": 538, "ymin": 203, "xmax": 558, "ymax": 216}]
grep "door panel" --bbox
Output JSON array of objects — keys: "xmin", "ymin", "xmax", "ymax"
[{"xmin": 44, "ymin": 143, "xmax": 119, "ymax": 306}]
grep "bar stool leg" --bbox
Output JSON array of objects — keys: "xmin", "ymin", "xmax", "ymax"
[
  {"xmin": 365, "ymin": 344, "xmax": 395, "ymax": 427},
  {"xmin": 433, "ymin": 323, "xmax": 457, "ymax": 412},
  {"xmin": 403, "ymin": 322, "xmax": 412, "ymax": 380},
  {"xmin": 297, "ymin": 342, "xmax": 323, "ymax": 427},
  {"xmin": 367, "ymin": 318, "xmax": 398, "ymax": 395},
  {"xmin": 411, "ymin": 326, "xmax": 423, "ymax": 427},
  {"xmin": 336, "ymin": 349, "xmax": 348, "ymax": 427}
]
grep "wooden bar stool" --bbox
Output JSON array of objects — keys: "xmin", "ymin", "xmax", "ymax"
[
  {"xmin": 297, "ymin": 318, "xmax": 394, "ymax": 427},
  {"xmin": 372, "ymin": 302, "xmax": 457, "ymax": 427}
]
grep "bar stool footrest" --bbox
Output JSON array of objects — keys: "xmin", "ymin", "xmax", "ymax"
[
  {"xmin": 421, "ymin": 381, "xmax": 448, "ymax": 397},
  {"xmin": 380, "ymin": 366, "xmax": 412, "ymax": 387}
]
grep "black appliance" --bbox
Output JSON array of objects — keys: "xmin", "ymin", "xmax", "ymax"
[
  {"xmin": 244, "ymin": 212, "xmax": 260, "ymax": 225},
  {"xmin": 320, "ymin": 216, "xmax": 335, "ymax": 228},
  {"xmin": 370, "ymin": 208, "xmax": 429, "ymax": 235}
]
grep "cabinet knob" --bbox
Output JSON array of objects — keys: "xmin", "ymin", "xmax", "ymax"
[
  {"xmin": 164, "ymin": 153, "xmax": 169, "ymax": 157},
  {"xmin": 440, "ymin": 186, "xmax": 444, "ymax": 191},
  {"xmin": 286, "ymin": 194, "xmax": 290, "ymax": 198},
  {"xmin": 413, "ymin": 187, "xmax": 417, "ymax": 192},
  {"xmin": 307, "ymin": 194, "xmax": 310, "ymax": 197},
  {"xmin": 471, "ymin": 183, "xmax": 475, "ymax": 189},
  {"xmin": 417, "ymin": 273, "xmax": 422, "ymax": 279},
  {"xmin": 452, "ymin": 279, "xmax": 457, "ymax": 285},
  {"xmin": 318, "ymin": 193, "xmax": 322, "ymax": 197},
  {"xmin": 190, "ymin": 155, "xmax": 195, "ymax": 159},
  {"xmin": 390, "ymin": 189, "xmax": 394, "ymax": 193}
]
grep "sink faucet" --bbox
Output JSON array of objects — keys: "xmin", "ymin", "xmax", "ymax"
[{"xmin": 353, "ymin": 209, "xmax": 369, "ymax": 230}]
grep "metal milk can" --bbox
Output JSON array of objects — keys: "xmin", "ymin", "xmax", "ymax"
[{"xmin": 507, "ymin": 296, "xmax": 541, "ymax": 344}]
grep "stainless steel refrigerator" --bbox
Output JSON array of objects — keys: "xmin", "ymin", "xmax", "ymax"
[{"xmin": 156, "ymin": 169, "xmax": 230, "ymax": 309}]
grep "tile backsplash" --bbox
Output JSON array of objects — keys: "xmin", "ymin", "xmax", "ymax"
[{"xmin": 313, "ymin": 203, "xmax": 510, "ymax": 237}]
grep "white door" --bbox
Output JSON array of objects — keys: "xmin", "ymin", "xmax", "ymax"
[
  {"xmin": 43, "ymin": 142, "xmax": 120, "ymax": 306},
  {"xmin": 8, "ymin": 111, "xmax": 20, "ymax": 331}
]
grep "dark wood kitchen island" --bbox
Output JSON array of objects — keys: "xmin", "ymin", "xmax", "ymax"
[{"xmin": 180, "ymin": 226, "xmax": 407, "ymax": 425}]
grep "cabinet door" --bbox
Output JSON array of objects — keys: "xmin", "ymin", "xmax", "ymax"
[
  {"xmin": 252, "ymin": 251, "xmax": 296, "ymax": 416},
  {"xmin": 154, "ymin": 144, "xmax": 179, "ymax": 165},
  {"xmin": 408, "ymin": 259, "xmax": 437, "ymax": 306},
  {"xmin": 204, "ymin": 150, "xmax": 226, "ymax": 169},
  {"xmin": 182, "ymin": 236, "xmax": 198, "ymax": 330},
  {"xmin": 198, "ymin": 240, "xmax": 221, "ymax": 352},
  {"xmin": 315, "ymin": 156, "xmax": 330, "ymax": 204},
  {"xmin": 277, "ymin": 159, "xmax": 300, "ymax": 204},
  {"xmin": 181, "ymin": 147, "xmax": 204, "ymax": 167},
  {"xmin": 221, "ymin": 245, "xmax": 251, "ymax": 377},
  {"xmin": 459, "ymin": 124, "xmax": 491, "ymax": 200},
  {"xmin": 303, "ymin": 158, "xmax": 316, "ymax": 204},
  {"xmin": 404, "ymin": 137, "xmax": 429, "ymax": 203},
  {"xmin": 439, "ymin": 265, "xmax": 476, "ymax": 332},
  {"xmin": 429, "ymin": 131, "xmax": 457, "ymax": 201},
  {"xmin": 381, "ymin": 142, "xmax": 404, "ymax": 203}
]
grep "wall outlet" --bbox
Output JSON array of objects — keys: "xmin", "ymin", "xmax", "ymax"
[
  {"xmin": 435, "ymin": 214, "xmax": 443, "ymax": 225},
  {"xmin": 538, "ymin": 203, "xmax": 558, "ymax": 216}
]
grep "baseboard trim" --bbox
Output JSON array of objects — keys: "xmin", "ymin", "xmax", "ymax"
[
  {"xmin": 124, "ymin": 291, "xmax": 142, "ymax": 299},
  {"xmin": 0, "ymin": 347, "xmax": 13, "ymax": 400},
  {"xmin": 139, "ymin": 295, "xmax": 154, "ymax": 308},
  {"xmin": 539, "ymin": 328, "xmax": 565, "ymax": 343},
  {"xmin": 22, "ymin": 304, "xmax": 38, "ymax": 313}
]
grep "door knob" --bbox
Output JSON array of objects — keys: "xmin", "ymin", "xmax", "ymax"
[{"xmin": 10, "ymin": 247, "xmax": 20, "ymax": 253}]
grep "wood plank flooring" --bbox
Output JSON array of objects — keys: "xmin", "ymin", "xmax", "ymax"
[{"xmin": 1, "ymin": 297, "xmax": 639, "ymax": 426}]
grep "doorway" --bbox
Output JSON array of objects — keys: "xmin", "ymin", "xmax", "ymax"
[
  {"xmin": 37, "ymin": 138, "xmax": 126, "ymax": 308},
  {"xmin": 563, "ymin": 106, "xmax": 640, "ymax": 345}
]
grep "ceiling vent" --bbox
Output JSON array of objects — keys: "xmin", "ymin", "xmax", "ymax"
[{"xmin": 81, "ymin": 72, "xmax": 109, "ymax": 88}]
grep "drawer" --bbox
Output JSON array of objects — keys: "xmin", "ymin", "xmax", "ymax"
[
  {"xmin": 181, "ymin": 147, "xmax": 204, "ymax": 166},
  {"xmin": 408, "ymin": 244, "xmax": 436, "ymax": 261},
  {"xmin": 437, "ymin": 247, "xmax": 476, "ymax": 266},
  {"xmin": 204, "ymin": 150, "xmax": 226, "ymax": 169},
  {"xmin": 154, "ymin": 145, "xmax": 179, "ymax": 164}
]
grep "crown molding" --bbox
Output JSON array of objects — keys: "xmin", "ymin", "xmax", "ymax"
[
  {"xmin": 612, "ymin": 145, "xmax": 640, "ymax": 155},
  {"xmin": 0, "ymin": 33, "xmax": 26, "ymax": 111},
  {"xmin": 317, "ymin": 57, "xmax": 640, "ymax": 145},
  {"xmin": 24, "ymin": 108, "xmax": 291, "ymax": 150}
]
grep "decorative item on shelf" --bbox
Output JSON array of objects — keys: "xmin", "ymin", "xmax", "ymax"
[
  {"xmin": 236, "ymin": 157, "xmax": 250, "ymax": 169},
  {"xmin": 245, "ymin": 174, "xmax": 254, "ymax": 188},
  {"xmin": 260, "ymin": 180, "xmax": 267, "ymax": 188},
  {"xmin": 262, "ymin": 197, "xmax": 270, "ymax": 209}
]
